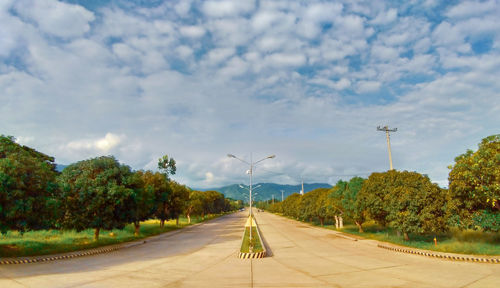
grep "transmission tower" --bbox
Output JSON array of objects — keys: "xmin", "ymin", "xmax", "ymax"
[{"xmin": 377, "ymin": 125, "xmax": 397, "ymax": 170}]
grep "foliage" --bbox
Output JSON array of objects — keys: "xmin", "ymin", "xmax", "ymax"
[
  {"xmin": 128, "ymin": 170, "xmax": 156, "ymax": 235},
  {"xmin": 0, "ymin": 135, "xmax": 59, "ymax": 234},
  {"xmin": 448, "ymin": 134, "xmax": 500, "ymax": 231},
  {"xmin": 331, "ymin": 177, "xmax": 366, "ymax": 232},
  {"xmin": 281, "ymin": 193, "xmax": 302, "ymax": 219},
  {"xmin": 384, "ymin": 171, "xmax": 448, "ymax": 239},
  {"xmin": 158, "ymin": 155, "xmax": 176, "ymax": 179},
  {"xmin": 57, "ymin": 156, "xmax": 135, "ymax": 240},
  {"xmin": 168, "ymin": 181, "xmax": 190, "ymax": 224}
]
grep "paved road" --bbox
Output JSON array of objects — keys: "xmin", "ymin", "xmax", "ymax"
[{"xmin": 1, "ymin": 211, "xmax": 499, "ymax": 287}]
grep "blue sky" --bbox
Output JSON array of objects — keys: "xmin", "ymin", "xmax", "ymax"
[{"xmin": 1, "ymin": 0, "xmax": 499, "ymax": 188}]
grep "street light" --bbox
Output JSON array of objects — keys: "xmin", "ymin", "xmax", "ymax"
[{"xmin": 228, "ymin": 153, "xmax": 275, "ymax": 251}]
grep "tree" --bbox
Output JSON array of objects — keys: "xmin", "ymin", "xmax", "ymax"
[
  {"xmin": 128, "ymin": 170, "xmax": 156, "ymax": 236},
  {"xmin": 448, "ymin": 134, "xmax": 500, "ymax": 231},
  {"xmin": 385, "ymin": 171, "xmax": 448, "ymax": 240},
  {"xmin": 282, "ymin": 193, "xmax": 302, "ymax": 219},
  {"xmin": 185, "ymin": 190, "xmax": 205, "ymax": 223},
  {"xmin": 140, "ymin": 171, "xmax": 171, "ymax": 228},
  {"xmin": 158, "ymin": 155, "xmax": 176, "ymax": 179},
  {"xmin": 357, "ymin": 172, "xmax": 392, "ymax": 227},
  {"xmin": 361, "ymin": 170, "xmax": 448, "ymax": 240},
  {"xmin": 168, "ymin": 181, "xmax": 189, "ymax": 225},
  {"xmin": 57, "ymin": 156, "xmax": 135, "ymax": 240},
  {"xmin": 332, "ymin": 177, "xmax": 366, "ymax": 232},
  {"xmin": 0, "ymin": 135, "xmax": 59, "ymax": 234}
]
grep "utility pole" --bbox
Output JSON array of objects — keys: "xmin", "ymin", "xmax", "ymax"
[
  {"xmin": 281, "ymin": 190, "xmax": 284, "ymax": 202},
  {"xmin": 272, "ymin": 194, "xmax": 274, "ymax": 205},
  {"xmin": 377, "ymin": 125, "xmax": 397, "ymax": 170}
]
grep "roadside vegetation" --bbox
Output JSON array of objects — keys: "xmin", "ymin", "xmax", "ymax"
[
  {"xmin": 257, "ymin": 135, "xmax": 500, "ymax": 255},
  {"xmin": 0, "ymin": 135, "xmax": 244, "ymax": 257}
]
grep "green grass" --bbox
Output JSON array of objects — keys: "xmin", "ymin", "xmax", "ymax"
[
  {"xmin": 240, "ymin": 227, "xmax": 264, "ymax": 253},
  {"xmin": 325, "ymin": 221, "xmax": 500, "ymax": 256},
  {"xmin": 270, "ymin": 213, "xmax": 500, "ymax": 256},
  {"xmin": 0, "ymin": 214, "xmax": 223, "ymax": 258}
]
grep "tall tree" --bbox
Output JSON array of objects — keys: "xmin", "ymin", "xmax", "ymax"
[
  {"xmin": 168, "ymin": 181, "xmax": 189, "ymax": 225},
  {"xmin": 57, "ymin": 156, "xmax": 135, "ymax": 240},
  {"xmin": 140, "ymin": 171, "xmax": 171, "ymax": 228},
  {"xmin": 332, "ymin": 177, "xmax": 366, "ymax": 232},
  {"xmin": 185, "ymin": 190, "xmax": 205, "ymax": 223},
  {"xmin": 0, "ymin": 135, "xmax": 59, "ymax": 233},
  {"xmin": 128, "ymin": 170, "xmax": 156, "ymax": 236},
  {"xmin": 448, "ymin": 134, "xmax": 500, "ymax": 231},
  {"xmin": 158, "ymin": 155, "xmax": 176, "ymax": 179}
]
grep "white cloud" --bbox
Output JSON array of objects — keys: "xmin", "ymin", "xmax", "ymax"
[
  {"xmin": 13, "ymin": 0, "xmax": 94, "ymax": 38},
  {"xmin": 446, "ymin": 0, "xmax": 497, "ymax": 19},
  {"xmin": 266, "ymin": 53, "xmax": 306, "ymax": 67},
  {"xmin": 202, "ymin": 0, "xmax": 255, "ymax": 18},
  {"xmin": 179, "ymin": 25, "xmax": 206, "ymax": 38},
  {"xmin": 67, "ymin": 133, "xmax": 124, "ymax": 153},
  {"xmin": 309, "ymin": 77, "xmax": 351, "ymax": 90},
  {"xmin": 356, "ymin": 81, "xmax": 381, "ymax": 93},
  {"xmin": 371, "ymin": 8, "xmax": 398, "ymax": 25}
]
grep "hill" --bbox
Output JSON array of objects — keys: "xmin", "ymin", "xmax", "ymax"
[{"xmin": 196, "ymin": 183, "xmax": 332, "ymax": 202}]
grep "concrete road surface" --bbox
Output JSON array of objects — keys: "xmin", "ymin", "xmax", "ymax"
[{"xmin": 0, "ymin": 211, "xmax": 498, "ymax": 287}]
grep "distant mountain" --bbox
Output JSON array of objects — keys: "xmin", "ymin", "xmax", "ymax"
[
  {"xmin": 196, "ymin": 183, "xmax": 332, "ymax": 202},
  {"xmin": 55, "ymin": 164, "xmax": 68, "ymax": 172}
]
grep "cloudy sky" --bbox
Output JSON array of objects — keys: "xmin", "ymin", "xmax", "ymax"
[{"xmin": 1, "ymin": 0, "xmax": 499, "ymax": 188}]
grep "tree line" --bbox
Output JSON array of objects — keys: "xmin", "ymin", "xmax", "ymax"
[
  {"xmin": 0, "ymin": 135, "xmax": 241, "ymax": 240},
  {"xmin": 259, "ymin": 134, "xmax": 499, "ymax": 240}
]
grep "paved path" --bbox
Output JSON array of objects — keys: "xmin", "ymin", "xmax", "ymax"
[{"xmin": 1, "ymin": 211, "xmax": 499, "ymax": 287}]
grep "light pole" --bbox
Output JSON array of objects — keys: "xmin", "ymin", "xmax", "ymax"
[
  {"xmin": 377, "ymin": 125, "xmax": 397, "ymax": 170},
  {"xmin": 228, "ymin": 153, "xmax": 275, "ymax": 251}
]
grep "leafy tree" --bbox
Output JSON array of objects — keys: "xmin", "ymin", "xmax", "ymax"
[
  {"xmin": 0, "ymin": 135, "xmax": 59, "ymax": 233},
  {"xmin": 332, "ymin": 177, "xmax": 366, "ymax": 232},
  {"xmin": 185, "ymin": 190, "xmax": 205, "ymax": 223},
  {"xmin": 140, "ymin": 171, "xmax": 171, "ymax": 228},
  {"xmin": 168, "ymin": 181, "xmax": 189, "ymax": 225},
  {"xmin": 448, "ymin": 134, "xmax": 500, "ymax": 231},
  {"xmin": 357, "ymin": 172, "xmax": 393, "ymax": 227},
  {"xmin": 282, "ymin": 193, "xmax": 302, "ymax": 219},
  {"xmin": 158, "ymin": 155, "xmax": 176, "ymax": 179},
  {"xmin": 300, "ymin": 189, "xmax": 320, "ymax": 222},
  {"xmin": 386, "ymin": 171, "xmax": 448, "ymax": 240},
  {"xmin": 314, "ymin": 188, "xmax": 331, "ymax": 226},
  {"xmin": 361, "ymin": 170, "xmax": 448, "ymax": 240},
  {"xmin": 129, "ymin": 170, "xmax": 156, "ymax": 236},
  {"xmin": 57, "ymin": 156, "xmax": 135, "ymax": 240}
]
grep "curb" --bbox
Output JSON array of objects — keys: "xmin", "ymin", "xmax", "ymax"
[
  {"xmin": 378, "ymin": 244, "xmax": 500, "ymax": 264},
  {"xmin": 238, "ymin": 251, "xmax": 266, "ymax": 259},
  {"xmin": 0, "ymin": 214, "xmax": 228, "ymax": 265}
]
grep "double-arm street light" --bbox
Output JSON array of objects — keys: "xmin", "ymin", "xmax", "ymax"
[{"xmin": 228, "ymin": 153, "xmax": 275, "ymax": 249}]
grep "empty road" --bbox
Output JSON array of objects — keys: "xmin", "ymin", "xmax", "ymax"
[{"xmin": 0, "ymin": 211, "xmax": 498, "ymax": 287}]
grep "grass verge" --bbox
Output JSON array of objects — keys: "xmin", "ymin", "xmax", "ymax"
[
  {"xmin": 326, "ymin": 222, "xmax": 500, "ymax": 256},
  {"xmin": 0, "ymin": 214, "xmax": 224, "ymax": 258},
  {"xmin": 240, "ymin": 227, "xmax": 263, "ymax": 253},
  {"xmin": 272, "ymin": 213, "xmax": 500, "ymax": 256}
]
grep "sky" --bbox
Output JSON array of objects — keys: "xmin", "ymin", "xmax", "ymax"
[{"xmin": 1, "ymin": 0, "xmax": 499, "ymax": 189}]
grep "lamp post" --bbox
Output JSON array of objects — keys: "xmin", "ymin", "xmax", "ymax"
[{"xmin": 228, "ymin": 153, "xmax": 275, "ymax": 251}]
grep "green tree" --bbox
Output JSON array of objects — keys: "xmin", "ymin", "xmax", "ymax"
[
  {"xmin": 357, "ymin": 172, "xmax": 392, "ymax": 227},
  {"xmin": 0, "ymin": 135, "xmax": 59, "ymax": 233},
  {"xmin": 158, "ymin": 155, "xmax": 176, "ymax": 179},
  {"xmin": 168, "ymin": 181, "xmax": 189, "ymax": 225},
  {"xmin": 57, "ymin": 156, "xmax": 135, "ymax": 240},
  {"xmin": 140, "ymin": 171, "xmax": 171, "ymax": 228},
  {"xmin": 185, "ymin": 190, "xmax": 205, "ymax": 223},
  {"xmin": 129, "ymin": 170, "xmax": 156, "ymax": 236},
  {"xmin": 448, "ymin": 134, "xmax": 500, "ymax": 231},
  {"xmin": 332, "ymin": 177, "xmax": 366, "ymax": 232},
  {"xmin": 282, "ymin": 193, "xmax": 302, "ymax": 219}
]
